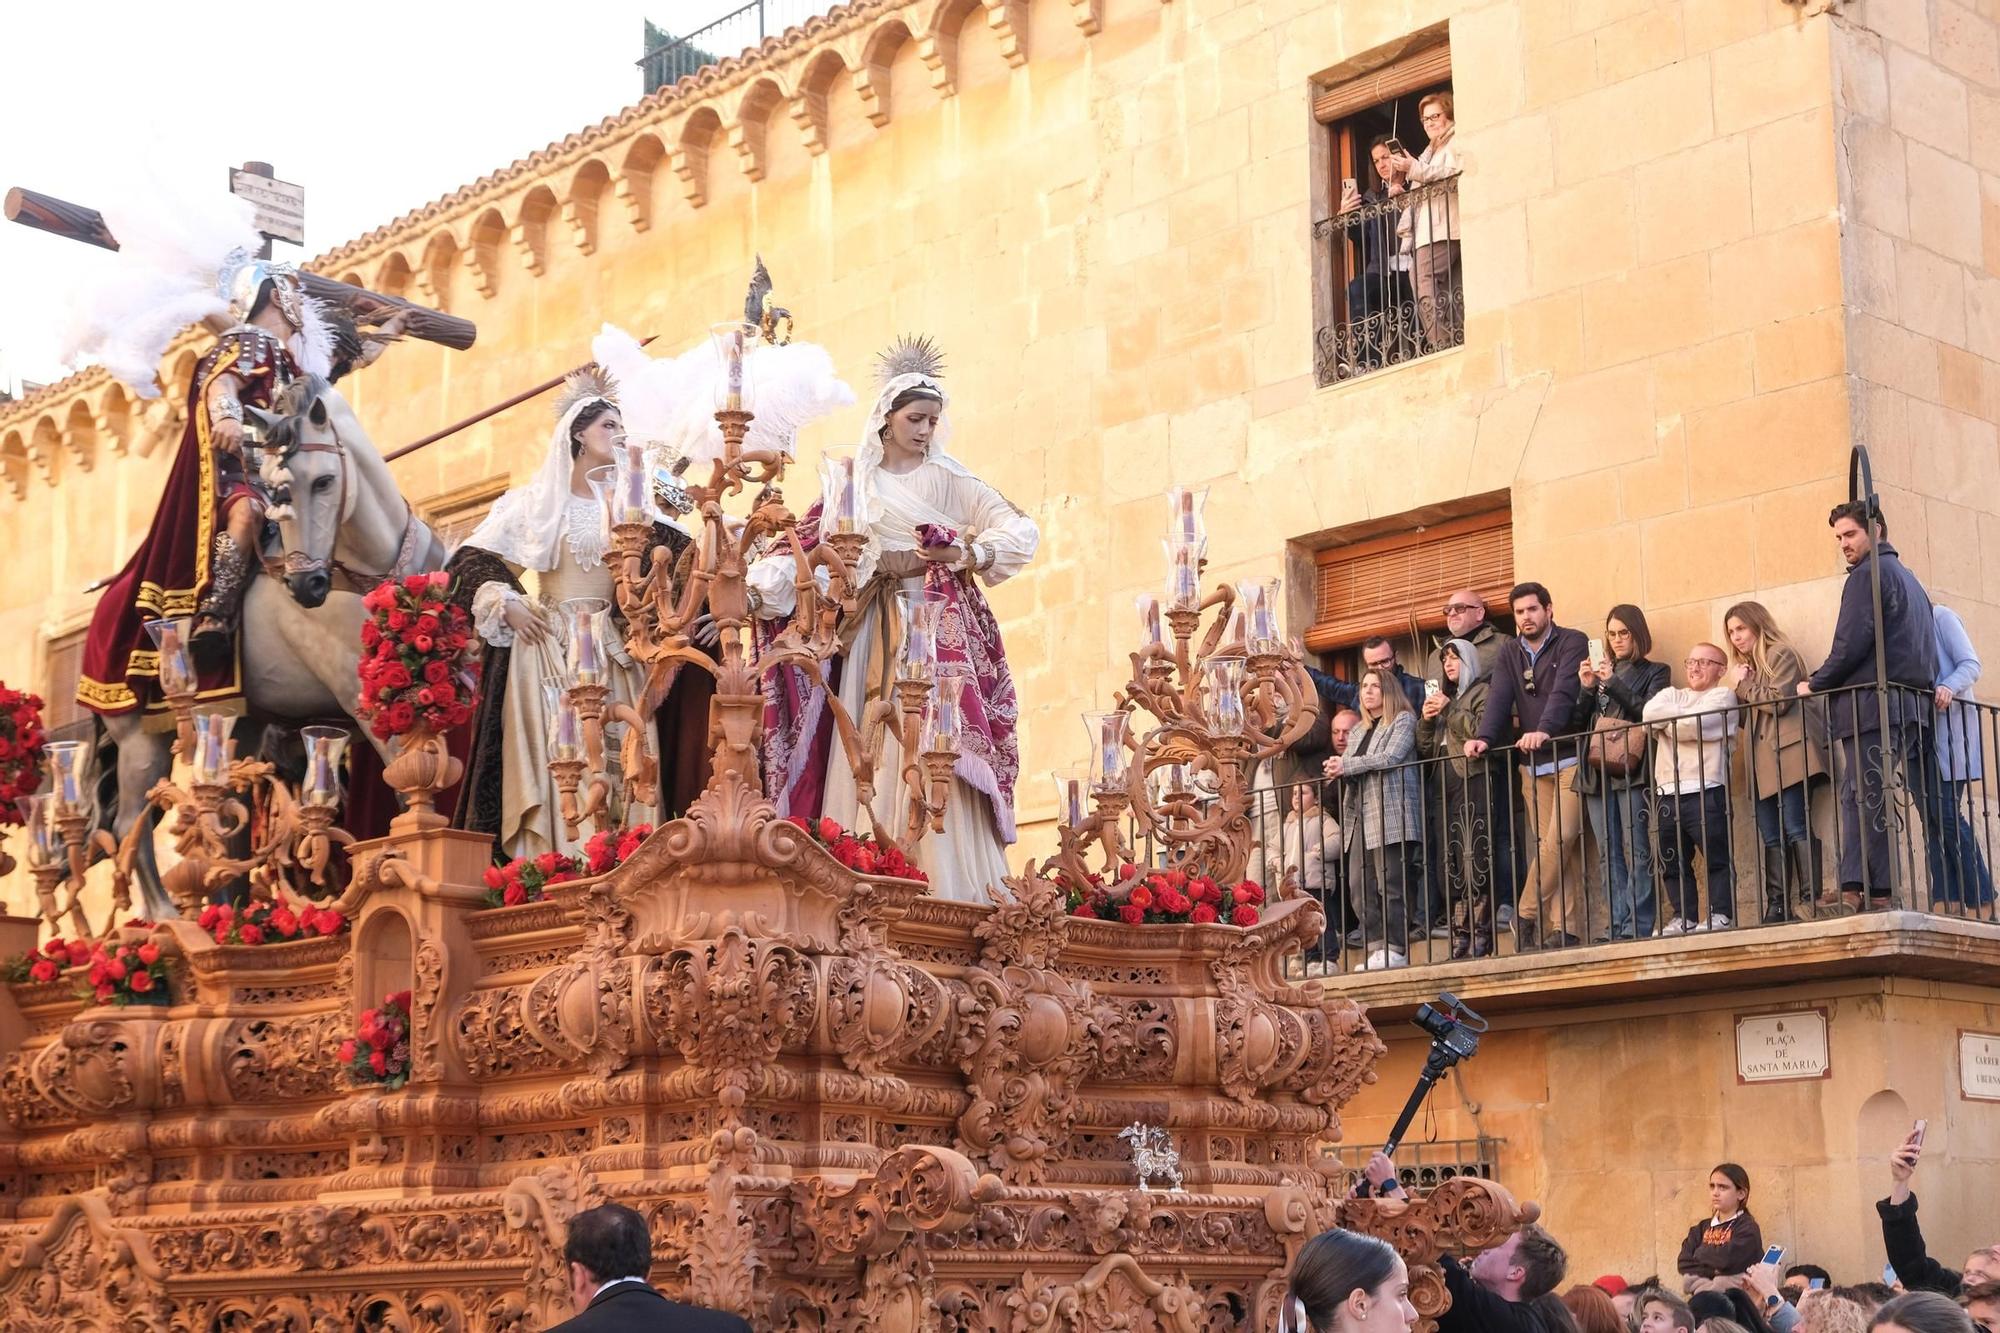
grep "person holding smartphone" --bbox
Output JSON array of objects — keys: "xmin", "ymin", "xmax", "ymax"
[
  {"xmin": 1337, "ymin": 137, "xmax": 1416, "ymax": 368},
  {"xmin": 1679, "ymin": 1163, "xmax": 1767, "ymax": 1292},
  {"xmin": 1878, "ymin": 1125, "xmax": 2000, "ymax": 1297}
]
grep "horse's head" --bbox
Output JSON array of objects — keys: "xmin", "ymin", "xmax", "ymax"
[{"xmin": 249, "ymin": 376, "xmax": 349, "ymax": 609}]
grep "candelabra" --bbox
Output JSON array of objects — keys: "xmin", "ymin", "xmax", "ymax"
[
  {"xmin": 1044, "ymin": 487, "xmax": 1317, "ymax": 893},
  {"xmin": 559, "ymin": 313, "xmax": 958, "ymax": 857}
]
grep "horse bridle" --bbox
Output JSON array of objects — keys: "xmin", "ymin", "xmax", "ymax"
[{"xmin": 261, "ymin": 421, "xmax": 431, "ymax": 594}]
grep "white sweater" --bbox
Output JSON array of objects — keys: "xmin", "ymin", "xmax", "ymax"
[{"xmin": 1642, "ymin": 685, "xmax": 1739, "ymax": 795}]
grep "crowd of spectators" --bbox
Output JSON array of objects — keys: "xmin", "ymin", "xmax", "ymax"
[
  {"xmin": 1281, "ymin": 1129, "xmax": 1996, "ymax": 1333},
  {"xmin": 1258, "ymin": 501, "xmax": 1995, "ymax": 970}
]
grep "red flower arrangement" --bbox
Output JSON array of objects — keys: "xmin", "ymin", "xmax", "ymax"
[
  {"xmin": 0, "ymin": 683, "xmax": 46, "ymax": 823},
  {"xmin": 197, "ymin": 897, "xmax": 347, "ymax": 946},
  {"xmin": 338, "ymin": 991, "xmax": 413, "ymax": 1090},
  {"xmin": 788, "ymin": 815, "xmax": 926, "ymax": 881},
  {"xmin": 583, "ymin": 823, "xmax": 653, "ymax": 877},
  {"xmin": 357, "ymin": 573, "xmax": 480, "ymax": 742},
  {"xmin": 4, "ymin": 935, "xmax": 89, "ymax": 985},
  {"xmin": 22, "ymin": 935, "xmax": 172, "ymax": 1006},
  {"xmin": 480, "ymin": 850, "xmax": 583, "ymax": 908},
  {"xmin": 1066, "ymin": 864, "xmax": 1265, "ymax": 928}
]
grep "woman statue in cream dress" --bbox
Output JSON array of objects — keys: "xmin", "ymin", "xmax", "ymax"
[
  {"xmin": 446, "ymin": 372, "xmax": 694, "ymax": 859},
  {"xmin": 751, "ymin": 338, "xmax": 1040, "ymax": 902}
]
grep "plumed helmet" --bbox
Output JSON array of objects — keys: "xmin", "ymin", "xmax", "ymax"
[{"xmin": 217, "ymin": 247, "xmax": 308, "ymax": 328}]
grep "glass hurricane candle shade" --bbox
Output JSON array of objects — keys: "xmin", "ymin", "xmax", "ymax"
[
  {"xmin": 898, "ymin": 588, "xmax": 945, "ymax": 678},
  {"xmin": 301, "ymin": 725, "xmax": 348, "ymax": 809},
  {"xmin": 710, "ymin": 321, "xmax": 759, "ymax": 413},
  {"xmin": 560, "ymin": 598, "xmax": 612, "ymax": 687},
  {"xmin": 542, "ymin": 679, "xmax": 585, "ymax": 762},
  {"xmin": 1084, "ymin": 710, "xmax": 1131, "ymax": 793},
  {"xmin": 189, "ymin": 711, "xmax": 233, "ymax": 787},
  {"xmin": 1052, "ymin": 766, "xmax": 1089, "ymax": 828},
  {"xmin": 143, "ymin": 617, "xmax": 197, "ymax": 697},
  {"xmin": 16, "ymin": 794, "xmax": 62, "ymax": 868},
  {"xmin": 42, "ymin": 741, "xmax": 90, "ymax": 818},
  {"xmin": 924, "ymin": 667, "xmax": 970, "ymax": 751},
  {"xmin": 1165, "ymin": 538, "xmax": 1203, "ymax": 613},
  {"xmin": 1237, "ymin": 578, "xmax": 1282, "ymax": 655},
  {"xmin": 1136, "ymin": 593, "xmax": 1164, "ymax": 651},
  {"xmin": 819, "ymin": 449, "xmax": 866, "ymax": 537},
  {"xmin": 1203, "ymin": 658, "xmax": 1248, "ymax": 735},
  {"xmin": 1166, "ymin": 485, "xmax": 1208, "ymax": 549}
]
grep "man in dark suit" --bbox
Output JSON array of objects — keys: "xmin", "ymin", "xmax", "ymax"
[
  {"xmin": 1799, "ymin": 500, "xmax": 1938, "ymax": 911},
  {"xmin": 547, "ymin": 1203, "xmax": 751, "ymax": 1333}
]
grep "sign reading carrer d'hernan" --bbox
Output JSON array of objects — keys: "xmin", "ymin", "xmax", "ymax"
[
  {"xmin": 1961, "ymin": 1031, "xmax": 2000, "ymax": 1102},
  {"xmin": 1735, "ymin": 1009, "xmax": 1831, "ymax": 1084}
]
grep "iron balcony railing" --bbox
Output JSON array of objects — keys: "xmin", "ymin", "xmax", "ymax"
[
  {"xmin": 1207, "ymin": 683, "xmax": 1999, "ymax": 976},
  {"xmin": 1313, "ymin": 174, "xmax": 1463, "ymax": 385},
  {"xmin": 639, "ymin": 1, "xmax": 835, "ymax": 92}
]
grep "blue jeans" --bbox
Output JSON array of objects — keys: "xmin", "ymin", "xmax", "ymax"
[
  {"xmin": 1586, "ymin": 785, "xmax": 1655, "ymax": 938},
  {"xmin": 1922, "ymin": 776, "xmax": 1996, "ymax": 907},
  {"xmin": 1755, "ymin": 784, "xmax": 1811, "ymax": 847}
]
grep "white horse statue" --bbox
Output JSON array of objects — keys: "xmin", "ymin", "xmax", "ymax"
[{"xmin": 99, "ymin": 376, "xmax": 449, "ymax": 917}]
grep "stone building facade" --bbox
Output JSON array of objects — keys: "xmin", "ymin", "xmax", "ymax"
[{"xmin": 0, "ymin": 0, "xmax": 1996, "ymax": 1284}]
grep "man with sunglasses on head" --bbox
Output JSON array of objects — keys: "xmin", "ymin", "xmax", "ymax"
[{"xmin": 1464, "ymin": 583, "xmax": 1591, "ymax": 948}]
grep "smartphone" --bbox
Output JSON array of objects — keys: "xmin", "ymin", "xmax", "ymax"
[
  {"xmin": 1810, "ymin": 1279, "xmax": 1826, "ymax": 1291},
  {"xmin": 1912, "ymin": 1118, "xmax": 1928, "ymax": 1148},
  {"xmin": 1424, "ymin": 678, "xmax": 1442, "ymax": 698},
  {"xmin": 1342, "ymin": 177, "xmax": 1359, "ymax": 196},
  {"xmin": 1763, "ymin": 1244, "xmax": 1786, "ymax": 1268},
  {"xmin": 1588, "ymin": 637, "xmax": 1605, "ymax": 666}
]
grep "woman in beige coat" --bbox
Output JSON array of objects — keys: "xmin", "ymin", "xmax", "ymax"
[{"xmin": 1725, "ymin": 601, "xmax": 1831, "ymax": 922}]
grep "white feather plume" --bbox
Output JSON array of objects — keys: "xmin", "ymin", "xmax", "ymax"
[
  {"xmin": 59, "ymin": 157, "xmax": 264, "ymax": 397},
  {"xmin": 591, "ymin": 322, "xmax": 855, "ymax": 468}
]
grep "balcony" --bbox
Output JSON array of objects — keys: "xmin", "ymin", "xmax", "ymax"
[
  {"xmin": 1312, "ymin": 174, "xmax": 1464, "ymax": 385},
  {"xmin": 640, "ymin": 1, "xmax": 839, "ymax": 93}
]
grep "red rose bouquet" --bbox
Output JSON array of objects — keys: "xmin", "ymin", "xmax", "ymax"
[
  {"xmin": 583, "ymin": 823, "xmax": 653, "ymax": 877},
  {"xmin": 198, "ymin": 897, "xmax": 347, "ymax": 946},
  {"xmin": 480, "ymin": 850, "xmax": 583, "ymax": 908},
  {"xmin": 338, "ymin": 990, "xmax": 413, "ymax": 1090},
  {"xmin": 1067, "ymin": 864, "xmax": 1264, "ymax": 928},
  {"xmin": 77, "ymin": 936, "xmax": 170, "ymax": 1006},
  {"xmin": 788, "ymin": 815, "xmax": 926, "ymax": 881},
  {"xmin": 357, "ymin": 573, "xmax": 481, "ymax": 742},
  {"xmin": 0, "ymin": 684, "xmax": 46, "ymax": 823}
]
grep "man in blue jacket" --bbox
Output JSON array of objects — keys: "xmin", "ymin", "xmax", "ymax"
[{"xmin": 1798, "ymin": 502, "xmax": 1937, "ymax": 912}]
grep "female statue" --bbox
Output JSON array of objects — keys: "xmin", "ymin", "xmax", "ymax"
[
  {"xmin": 751, "ymin": 338, "xmax": 1040, "ymax": 902},
  {"xmin": 446, "ymin": 371, "xmax": 699, "ymax": 859}
]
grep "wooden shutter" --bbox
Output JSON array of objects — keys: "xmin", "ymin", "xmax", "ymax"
[
  {"xmin": 40, "ymin": 629, "xmax": 89, "ymax": 734},
  {"xmin": 1313, "ymin": 43, "xmax": 1452, "ymax": 124},
  {"xmin": 1306, "ymin": 510, "xmax": 1512, "ymax": 652}
]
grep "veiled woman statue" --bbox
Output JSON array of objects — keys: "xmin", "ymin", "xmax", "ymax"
[
  {"xmin": 751, "ymin": 338, "xmax": 1040, "ymax": 902},
  {"xmin": 445, "ymin": 371, "xmax": 700, "ymax": 859}
]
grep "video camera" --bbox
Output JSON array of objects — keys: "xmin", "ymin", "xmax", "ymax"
[{"xmin": 1377, "ymin": 993, "xmax": 1488, "ymax": 1165}]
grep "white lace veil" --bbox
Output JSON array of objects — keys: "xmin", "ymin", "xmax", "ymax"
[{"xmin": 459, "ymin": 375, "xmax": 612, "ymax": 572}]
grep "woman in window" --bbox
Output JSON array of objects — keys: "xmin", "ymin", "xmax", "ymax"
[
  {"xmin": 1723, "ymin": 601, "xmax": 1829, "ymax": 922},
  {"xmin": 1326, "ymin": 667, "xmax": 1421, "ymax": 969},
  {"xmin": 1389, "ymin": 91, "xmax": 1462, "ymax": 351}
]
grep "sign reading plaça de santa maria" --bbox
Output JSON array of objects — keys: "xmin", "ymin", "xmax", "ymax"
[
  {"xmin": 1962, "ymin": 1031, "xmax": 2000, "ymax": 1101},
  {"xmin": 1735, "ymin": 1009, "xmax": 1831, "ymax": 1084}
]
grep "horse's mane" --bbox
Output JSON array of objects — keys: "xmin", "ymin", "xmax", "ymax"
[{"xmin": 264, "ymin": 375, "xmax": 336, "ymax": 456}]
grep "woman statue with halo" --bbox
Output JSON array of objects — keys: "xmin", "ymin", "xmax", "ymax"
[
  {"xmin": 445, "ymin": 369, "xmax": 696, "ymax": 860},
  {"xmin": 750, "ymin": 336, "xmax": 1041, "ymax": 902}
]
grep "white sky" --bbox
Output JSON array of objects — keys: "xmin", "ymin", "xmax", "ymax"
[{"xmin": 0, "ymin": 0, "xmax": 730, "ymax": 392}]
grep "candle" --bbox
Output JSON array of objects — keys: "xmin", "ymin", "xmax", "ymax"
[
  {"xmin": 301, "ymin": 725, "xmax": 348, "ymax": 809},
  {"xmin": 542, "ymin": 680, "xmax": 585, "ymax": 762},
  {"xmin": 820, "ymin": 449, "xmax": 864, "ymax": 536},
  {"xmin": 1204, "ymin": 658, "xmax": 1247, "ymax": 735},
  {"xmin": 616, "ymin": 441, "xmax": 649, "ymax": 525},
  {"xmin": 144, "ymin": 617, "xmax": 197, "ymax": 696},
  {"xmin": 1166, "ymin": 485, "xmax": 1206, "ymax": 547},
  {"xmin": 561, "ymin": 598, "xmax": 611, "ymax": 687},
  {"xmin": 1239, "ymin": 579, "xmax": 1280, "ymax": 654},
  {"xmin": 927, "ymin": 667, "xmax": 969, "ymax": 749},
  {"xmin": 710, "ymin": 321, "xmax": 756, "ymax": 413},
  {"xmin": 1167, "ymin": 540, "xmax": 1201, "ymax": 612},
  {"xmin": 1136, "ymin": 593, "xmax": 1164, "ymax": 650},
  {"xmin": 16, "ymin": 794, "xmax": 61, "ymax": 868}
]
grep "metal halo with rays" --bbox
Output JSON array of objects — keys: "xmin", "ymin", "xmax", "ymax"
[
  {"xmin": 554, "ymin": 366, "xmax": 618, "ymax": 421},
  {"xmin": 875, "ymin": 334, "xmax": 947, "ymax": 387}
]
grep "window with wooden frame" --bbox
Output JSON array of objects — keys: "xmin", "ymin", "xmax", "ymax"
[
  {"xmin": 1309, "ymin": 32, "xmax": 1461, "ymax": 387},
  {"xmin": 39, "ymin": 626, "xmax": 96, "ymax": 747},
  {"xmin": 1305, "ymin": 506, "xmax": 1513, "ymax": 656}
]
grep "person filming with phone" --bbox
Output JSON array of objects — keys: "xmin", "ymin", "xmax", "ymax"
[{"xmin": 1878, "ymin": 1123, "xmax": 2000, "ymax": 1297}]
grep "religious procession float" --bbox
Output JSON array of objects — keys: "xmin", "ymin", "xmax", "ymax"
[{"xmin": 0, "ymin": 188, "xmax": 1531, "ymax": 1331}]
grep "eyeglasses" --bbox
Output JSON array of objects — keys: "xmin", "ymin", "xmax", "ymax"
[
  {"xmin": 1442, "ymin": 603, "xmax": 1482, "ymax": 615},
  {"xmin": 1685, "ymin": 658, "xmax": 1726, "ymax": 669}
]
